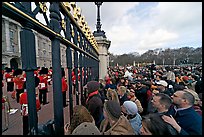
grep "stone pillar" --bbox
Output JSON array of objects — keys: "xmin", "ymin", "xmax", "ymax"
[
  {"xmin": 33, "ymin": 30, "xmax": 39, "ymax": 66},
  {"xmin": 17, "ymin": 25, "xmax": 21, "ymax": 53},
  {"xmin": 95, "ymin": 36, "xmax": 111, "ymax": 80},
  {"xmin": 4, "ymin": 18, "xmax": 11, "ymax": 52}
]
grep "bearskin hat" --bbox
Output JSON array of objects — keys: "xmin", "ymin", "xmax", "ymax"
[
  {"xmin": 13, "ymin": 69, "xmax": 23, "ymax": 76},
  {"xmin": 5, "ymin": 67, "xmax": 12, "ymax": 73},
  {"xmin": 61, "ymin": 68, "xmax": 65, "ymax": 77},
  {"xmin": 39, "ymin": 67, "xmax": 48, "ymax": 75}
]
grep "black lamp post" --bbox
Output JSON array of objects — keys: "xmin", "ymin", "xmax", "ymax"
[
  {"xmin": 93, "ymin": 2, "xmax": 106, "ymax": 38},
  {"xmin": 95, "ymin": 2, "xmax": 102, "ymax": 32}
]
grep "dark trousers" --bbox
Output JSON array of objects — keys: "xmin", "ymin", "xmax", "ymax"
[
  {"xmin": 39, "ymin": 89, "xmax": 47, "ymax": 105},
  {"xmin": 16, "ymin": 89, "xmax": 24, "ymax": 103},
  {"xmin": 7, "ymin": 82, "xmax": 14, "ymax": 92},
  {"xmin": 62, "ymin": 91, "xmax": 66, "ymax": 107},
  {"xmin": 23, "ymin": 116, "xmax": 29, "ymax": 135},
  {"xmin": 73, "ymin": 83, "xmax": 76, "ymax": 94}
]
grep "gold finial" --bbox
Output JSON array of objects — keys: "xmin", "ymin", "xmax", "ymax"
[
  {"xmin": 73, "ymin": 7, "xmax": 79, "ymax": 21},
  {"xmin": 73, "ymin": 13, "xmax": 78, "ymax": 21},
  {"xmin": 39, "ymin": 2, "xmax": 47, "ymax": 13},
  {"xmin": 79, "ymin": 22, "xmax": 83, "ymax": 28},
  {"xmin": 61, "ymin": 19, "xmax": 66, "ymax": 31},
  {"xmin": 63, "ymin": 2, "xmax": 71, "ymax": 11},
  {"xmin": 72, "ymin": 29, "xmax": 75, "ymax": 37},
  {"xmin": 81, "ymin": 16, "xmax": 85, "ymax": 24},
  {"xmin": 84, "ymin": 23, "xmax": 88, "ymax": 31},
  {"xmin": 78, "ymin": 35, "xmax": 80, "ymax": 42},
  {"xmin": 70, "ymin": 2, "xmax": 76, "ymax": 9},
  {"xmin": 76, "ymin": 7, "xmax": 81, "ymax": 16}
]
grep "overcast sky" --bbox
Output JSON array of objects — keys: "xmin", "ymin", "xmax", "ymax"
[
  {"xmin": 33, "ymin": 2, "xmax": 202, "ymax": 55},
  {"xmin": 76, "ymin": 2, "xmax": 202, "ymax": 55}
]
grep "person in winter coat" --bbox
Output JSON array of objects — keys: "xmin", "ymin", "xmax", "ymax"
[
  {"xmin": 106, "ymin": 88, "xmax": 120, "ymax": 104},
  {"xmin": 162, "ymin": 90, "xmax": 202, "ymax": 135},
  {"xmin": 126, "ymin": 89, "xmax": 143, "ymax": 114},
  {"xmin": 64, "ymin": 105, "xmax": 95, "ymax": 135},
  {"xmin": 121, "ymin": 101, "xmax": 142, "ymax": 135},
  {"xmin": 86, "ymin": 81, "xmax": 104, "ymax": 129},
  {"xmin": 99, "ymin": 100, "xmax": 135, "ymax": 135},
  {"xmin": 117, "ymin": 86, "xmax": 129, "ymax": 106}
]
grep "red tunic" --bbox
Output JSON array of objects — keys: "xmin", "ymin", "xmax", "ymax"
[
  {"xmin": 38, "ymin": 75, "xmax": 48, "ymax": 90},
  {"xmin": 62, "ymin": 77, "xmax": 68, "ymax": 92},
  {"xmin": 19, "ymin": 92, "xmax": 41, "ymax": 116},
  {"xmin": 72, "ymin": 71, "xmax": 76, "ymax": 84},
  {"xmin": 5, "ymin": 73, "xmax": 14, "ymax": 82},
  {"xmin": 14, "ymin": 77, "xmax": 25, "ymax": 90}
]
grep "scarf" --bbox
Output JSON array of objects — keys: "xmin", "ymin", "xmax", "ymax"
[{"xmin": 86, "ymin": 90, "xmax": 98, "ymax": 104}]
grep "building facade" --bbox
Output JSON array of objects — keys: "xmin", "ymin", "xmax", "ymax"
[{"xmin": 2, "ymin": 15, "xmax": 69, "ymax": 70}]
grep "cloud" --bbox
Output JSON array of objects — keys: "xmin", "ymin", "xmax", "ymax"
[{"xmin": 32, "ymin": 2, "xmax": 202, "ymax": 55}]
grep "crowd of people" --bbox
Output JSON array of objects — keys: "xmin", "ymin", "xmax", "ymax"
[
  {"xmin": 64, "ymin": 64, "xmax": 202, "ymax": 135},
  {"xmin": 2, "ymin": 63, "xmax": 202, "ymax": 135}
]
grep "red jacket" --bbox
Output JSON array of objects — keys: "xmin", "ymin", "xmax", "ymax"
[
  {"xmin": 62, "ymin": 77, "xmax": 68, "ymax": 92},
  {"xmin": 38, "ymin": 75, "xmax": 48, "ymax": 90},
  {"xmin": 20, "ymin": 92, "xmax": 41, "ymax": 115},
  {"xmin": 5, "ymin": 73, "xmax": 14, "ymax": 82},
  {"xmin": 14, "ymin": 77, "xmax": 25, "ymax": 90}
]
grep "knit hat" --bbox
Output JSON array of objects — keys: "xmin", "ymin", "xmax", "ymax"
[
  {"xmin": 123, "ymin": 101, "xmax": 138, "ymax": 115},
  {"xmin": 87, "ymin": 81, "xmax": 100, "ymax": 94},
  {"xmin": 104, "ymin": 100, "xmax": 121, "ymax": 121},
  {"xmin": 71, "ymin": 122, "xmax": 100, "ymax": 135}
]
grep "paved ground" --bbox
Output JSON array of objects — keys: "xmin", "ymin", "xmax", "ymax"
[{"xmin": 2, "ymin": 79, "xmax": 81, "ymax": 135}]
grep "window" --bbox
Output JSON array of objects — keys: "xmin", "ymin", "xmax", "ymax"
[
  {"xmin": 9, "ymin": 30, "xmax": 14, "ymax": 52},
  {"xmin": 10, "ymin": 30, "xmax": 14, "ymax": 40}
]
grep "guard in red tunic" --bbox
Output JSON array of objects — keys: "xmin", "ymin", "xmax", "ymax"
[
  {"xmin": 5, "ymin": 68, "xmax": 14, "ymax": 92},
  {"xmin": 72, "ymin": 69, "xmax": 76, "ymax": 95},
  {"xmin": 13, "ymin": 69, "xmax": 25, "ymax": 103},
  {"xmin": 61, "ymin": 68, "xmax": 68, "ymax": 107},
  {"xmin": 34, "ymin": 70, "xmax": 38, "ymax": 77},
  {"xmin": 38, "ymin": 67, "xmax": 48, "ymax": 105},
  {"xmin": 19, "ymin": 81, "xmax": 41, "ymax": 135}
]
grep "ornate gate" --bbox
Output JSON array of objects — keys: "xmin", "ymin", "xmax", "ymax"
[{"xmin": 2, "ymin": 2, "xmax": 99, "ymax": 135}]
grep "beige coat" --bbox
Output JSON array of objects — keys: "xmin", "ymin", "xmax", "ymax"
[{"xmin": 101, "ymin": 115, "xmax": 135, "ymax": 135}]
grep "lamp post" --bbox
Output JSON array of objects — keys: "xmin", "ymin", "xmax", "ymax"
[
  {"xmin": 95, "ymin": 2, "xmax": 103, "ymax": 32},
  {"xmin": 93, "ymin": 2, "xmax": 106, "ymax": 38}
]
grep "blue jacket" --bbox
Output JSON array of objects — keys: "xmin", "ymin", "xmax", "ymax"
[
  {"xmin": 129, "ymin": 113, "xmax": 142, "ymax": 135},
  {"xmin": 168, "ymin": 106, "xmax": 202, "ymax": 135}
]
